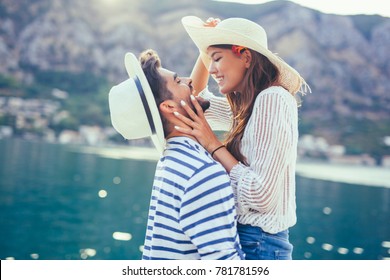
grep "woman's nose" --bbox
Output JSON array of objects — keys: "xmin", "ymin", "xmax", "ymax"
[{"xmin": 208, "ymin": 63, "xmax": 216, "ymax": 74}]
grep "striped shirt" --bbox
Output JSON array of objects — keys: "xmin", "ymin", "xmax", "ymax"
[
  {"xmin": 142, "ymin": 137, "xmax": 244, "ymax": 260},
  {"xmin": 199, "ymin": 86, "xmax": 298, "ymax": 234}
]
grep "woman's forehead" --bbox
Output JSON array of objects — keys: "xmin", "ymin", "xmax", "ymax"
[
  {"xmin": 159, "ymin": 67, "xmax": 176, "ymax": 81},
  {"xmin": 207, "ymin": 46, "xmax": 228, "ymax": 56}
]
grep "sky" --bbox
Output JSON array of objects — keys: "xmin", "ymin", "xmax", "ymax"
[{"xmin": 215, "ymin": 0, "xmax": 390, "ymax": 18}]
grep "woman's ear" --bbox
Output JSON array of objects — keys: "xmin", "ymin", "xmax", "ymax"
[{"xmin": 243, "ymin": 49, "xmax": 252, "ymax": 68}]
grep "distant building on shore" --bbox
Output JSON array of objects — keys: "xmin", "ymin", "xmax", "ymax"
[{"xmin": 298, "ymin": 134, "xmax": 386, "ymax": 167}]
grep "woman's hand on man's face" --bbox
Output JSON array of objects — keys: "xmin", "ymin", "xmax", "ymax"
[{"xmin": 173, "ymin": 95, "xmax": 222, "ymax": 153}]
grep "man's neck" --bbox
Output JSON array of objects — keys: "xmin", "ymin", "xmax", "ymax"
[{"xmin": 165, "ymin": 130, "xmax": 198, "ymax": 143}]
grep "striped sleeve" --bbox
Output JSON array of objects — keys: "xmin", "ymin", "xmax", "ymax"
[
  {"xmin": 198, "ymin": 87, "xmax": 233, "ymax": 131},
  {"xmin": 178, "ymin": 163, "xmax": 243, "ymax": 260}
]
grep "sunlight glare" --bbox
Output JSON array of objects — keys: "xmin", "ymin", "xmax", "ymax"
[
  {"xmin": 381, "ymin": 241, "xmax": 390, "ymax": 248},
  {"xmin": 353, "ymin": 247, "xmax": 364, "ymax": 254},
  {"xmin": 98, "ymin": 0, "xmax": 121, "ymax": 6},
  {"xmin": 337, "ymin": 247, "xmax": 349, "ymax": 255},
  {"xmin": 98, "ymin": 189, "xmax": 108, "ymax": 198},
  {"xmin": 322, "ymin": 207, "xmax": 332, "ymax": 215},
  {"xmin": 213, "ymin": 0, "xmax": 390, "ymax": 17},
  {"xmin": 79, "ymin": 248, "xmax": 97, "ymax": 259},
  {"xmin": 113, "ymin": 176, "xmax": 121, "ymax": 185},
  {"xmin": 113, "ymin": 231, "xmax": 132, "ymax": 241},
  {"xmin": 322, "ymin": 243, "xmax": 333, "ymax": 251},
  {"xmin": 30, "ymin": 253, "xmax": 39, "ymax": 259},
  {"xmin": 306, "ymin": 236, "xmax": 315, "ymax": 244}
]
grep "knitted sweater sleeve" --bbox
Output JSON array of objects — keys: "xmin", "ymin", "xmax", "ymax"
[
  {"xmin": 198, "ymin": 87, "xmax": 233, "ymax": 131},
  {"xmin": 229, "ymin": 89, "xmax": 298, "ymax": 214}
]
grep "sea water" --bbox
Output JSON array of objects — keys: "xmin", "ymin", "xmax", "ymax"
[{"xmin": 0, "ymin": 138, "xmax": 389, "ymax": 260}]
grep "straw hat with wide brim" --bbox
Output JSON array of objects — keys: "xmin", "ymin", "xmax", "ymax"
[
  {"xmin": 181, "ymin": 16, "xmax": 307, "ymax": 94},
  {"xmin": 108, "ymin": 53, "xmax": 165, "ymax": 154}
]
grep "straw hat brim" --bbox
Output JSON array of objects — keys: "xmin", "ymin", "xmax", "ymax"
[{"xmin": 181, "ymin": 16, "xmax": 304, "ymax": 94}]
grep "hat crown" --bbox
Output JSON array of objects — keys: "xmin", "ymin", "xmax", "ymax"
[
  {"xmin": 108, "ymin": 52, "xmax": 165, "ymax": 154},
  {"xmin": 109, "ymin": 78, "xmax": 152, "ymax": 140},
  {"xmin": 218, "ymin": 18, "xmax": 268, "ymax": 49}
]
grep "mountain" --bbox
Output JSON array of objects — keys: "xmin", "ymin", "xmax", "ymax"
[{"xmin": 0, "ymin": 0, "xmax": 389, "ymax": 159}]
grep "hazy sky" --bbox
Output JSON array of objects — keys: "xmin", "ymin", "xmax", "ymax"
[{"xmin": 215, "ymin": 0, "xmax": 390, "ymax": 17}]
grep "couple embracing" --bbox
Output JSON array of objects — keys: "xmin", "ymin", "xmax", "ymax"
[{"xmin": 109, "ymin": 16, "xmax": 309, "ymax": 260}]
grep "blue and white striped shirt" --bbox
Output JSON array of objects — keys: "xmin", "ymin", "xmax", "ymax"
[{"xmin": 142, "ymin": 137, "xmax": 244, "ymax": 260}]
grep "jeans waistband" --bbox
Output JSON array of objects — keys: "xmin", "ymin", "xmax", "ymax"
[{"xmin": 237, "ymin": 223, "xmax": 289, "ymax": 239}]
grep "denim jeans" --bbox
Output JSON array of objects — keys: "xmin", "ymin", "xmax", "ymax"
[{"xmin": 237, "ymin": 223, "xmax": 293, "ymax": 260}]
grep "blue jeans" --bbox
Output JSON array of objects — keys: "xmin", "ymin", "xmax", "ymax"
[{"xmin": 237, "ymin": 223, "xmax": 293, "ymax": 260}]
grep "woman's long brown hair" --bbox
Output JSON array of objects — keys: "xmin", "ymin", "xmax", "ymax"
[{"xmin": 212, "ymin": 45, "xmax": 280, "ymax": 165}]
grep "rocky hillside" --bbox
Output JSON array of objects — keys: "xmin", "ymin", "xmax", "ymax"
[{"xmin": 0, "ymin": 0, "xmax": 389, "ymax": 156}]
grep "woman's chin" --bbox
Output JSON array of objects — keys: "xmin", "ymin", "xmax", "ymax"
[{"xmin": 219, "ymin": 87, "xmax": 229, "ymax": 95}]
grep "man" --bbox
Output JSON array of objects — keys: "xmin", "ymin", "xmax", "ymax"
[{"xmin": 108, "ymin": 49, "xmax": 243, "ymax": 260}]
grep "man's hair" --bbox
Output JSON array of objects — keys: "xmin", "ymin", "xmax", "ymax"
[
  {"xmin": 139, "ymin": 49, "xmax": 173, "ymax": 106},
  {"xmin": 139, "ymin": 49, "xmax": 173, "ymax": 136}
]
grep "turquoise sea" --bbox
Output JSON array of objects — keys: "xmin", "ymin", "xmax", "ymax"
[{"xmin": 0, "ymin": 138, "xmax": 389, "ymax": 260}]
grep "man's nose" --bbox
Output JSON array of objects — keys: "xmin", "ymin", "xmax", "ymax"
[{"xmin": 185, "ymin": 77, "xmax": 192, "ymax": 86}]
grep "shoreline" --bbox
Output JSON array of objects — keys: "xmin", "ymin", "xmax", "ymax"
[
  {"xmin": 296, "ymin": 160, "xmax": 390, "ymax": 188},
  {"xmin": 67, "ymin": 144, "xmax": 390, "ymax": 189}
]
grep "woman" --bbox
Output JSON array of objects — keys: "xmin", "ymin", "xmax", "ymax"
[{"xmin": 174, "ymin": 16, "xmax": 310, "ymax": 260}]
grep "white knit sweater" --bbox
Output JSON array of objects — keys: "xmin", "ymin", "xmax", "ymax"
[{"xmin": 199, "ymin": 86, "xmax": 298, "ymax": 234}]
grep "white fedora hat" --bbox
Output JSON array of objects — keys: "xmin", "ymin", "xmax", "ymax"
[
  {"xmin": 181, "ymin": 16, "xmax": 308, "ymax": 94},
  {"xmin": 108, "ymin": 52, "xmax": 165, "ymax": 154}
]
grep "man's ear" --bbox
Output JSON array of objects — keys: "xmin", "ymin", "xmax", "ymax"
[{"xmin": 159, "ymin": 100, "xmax": 177, "ymax": 114}]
